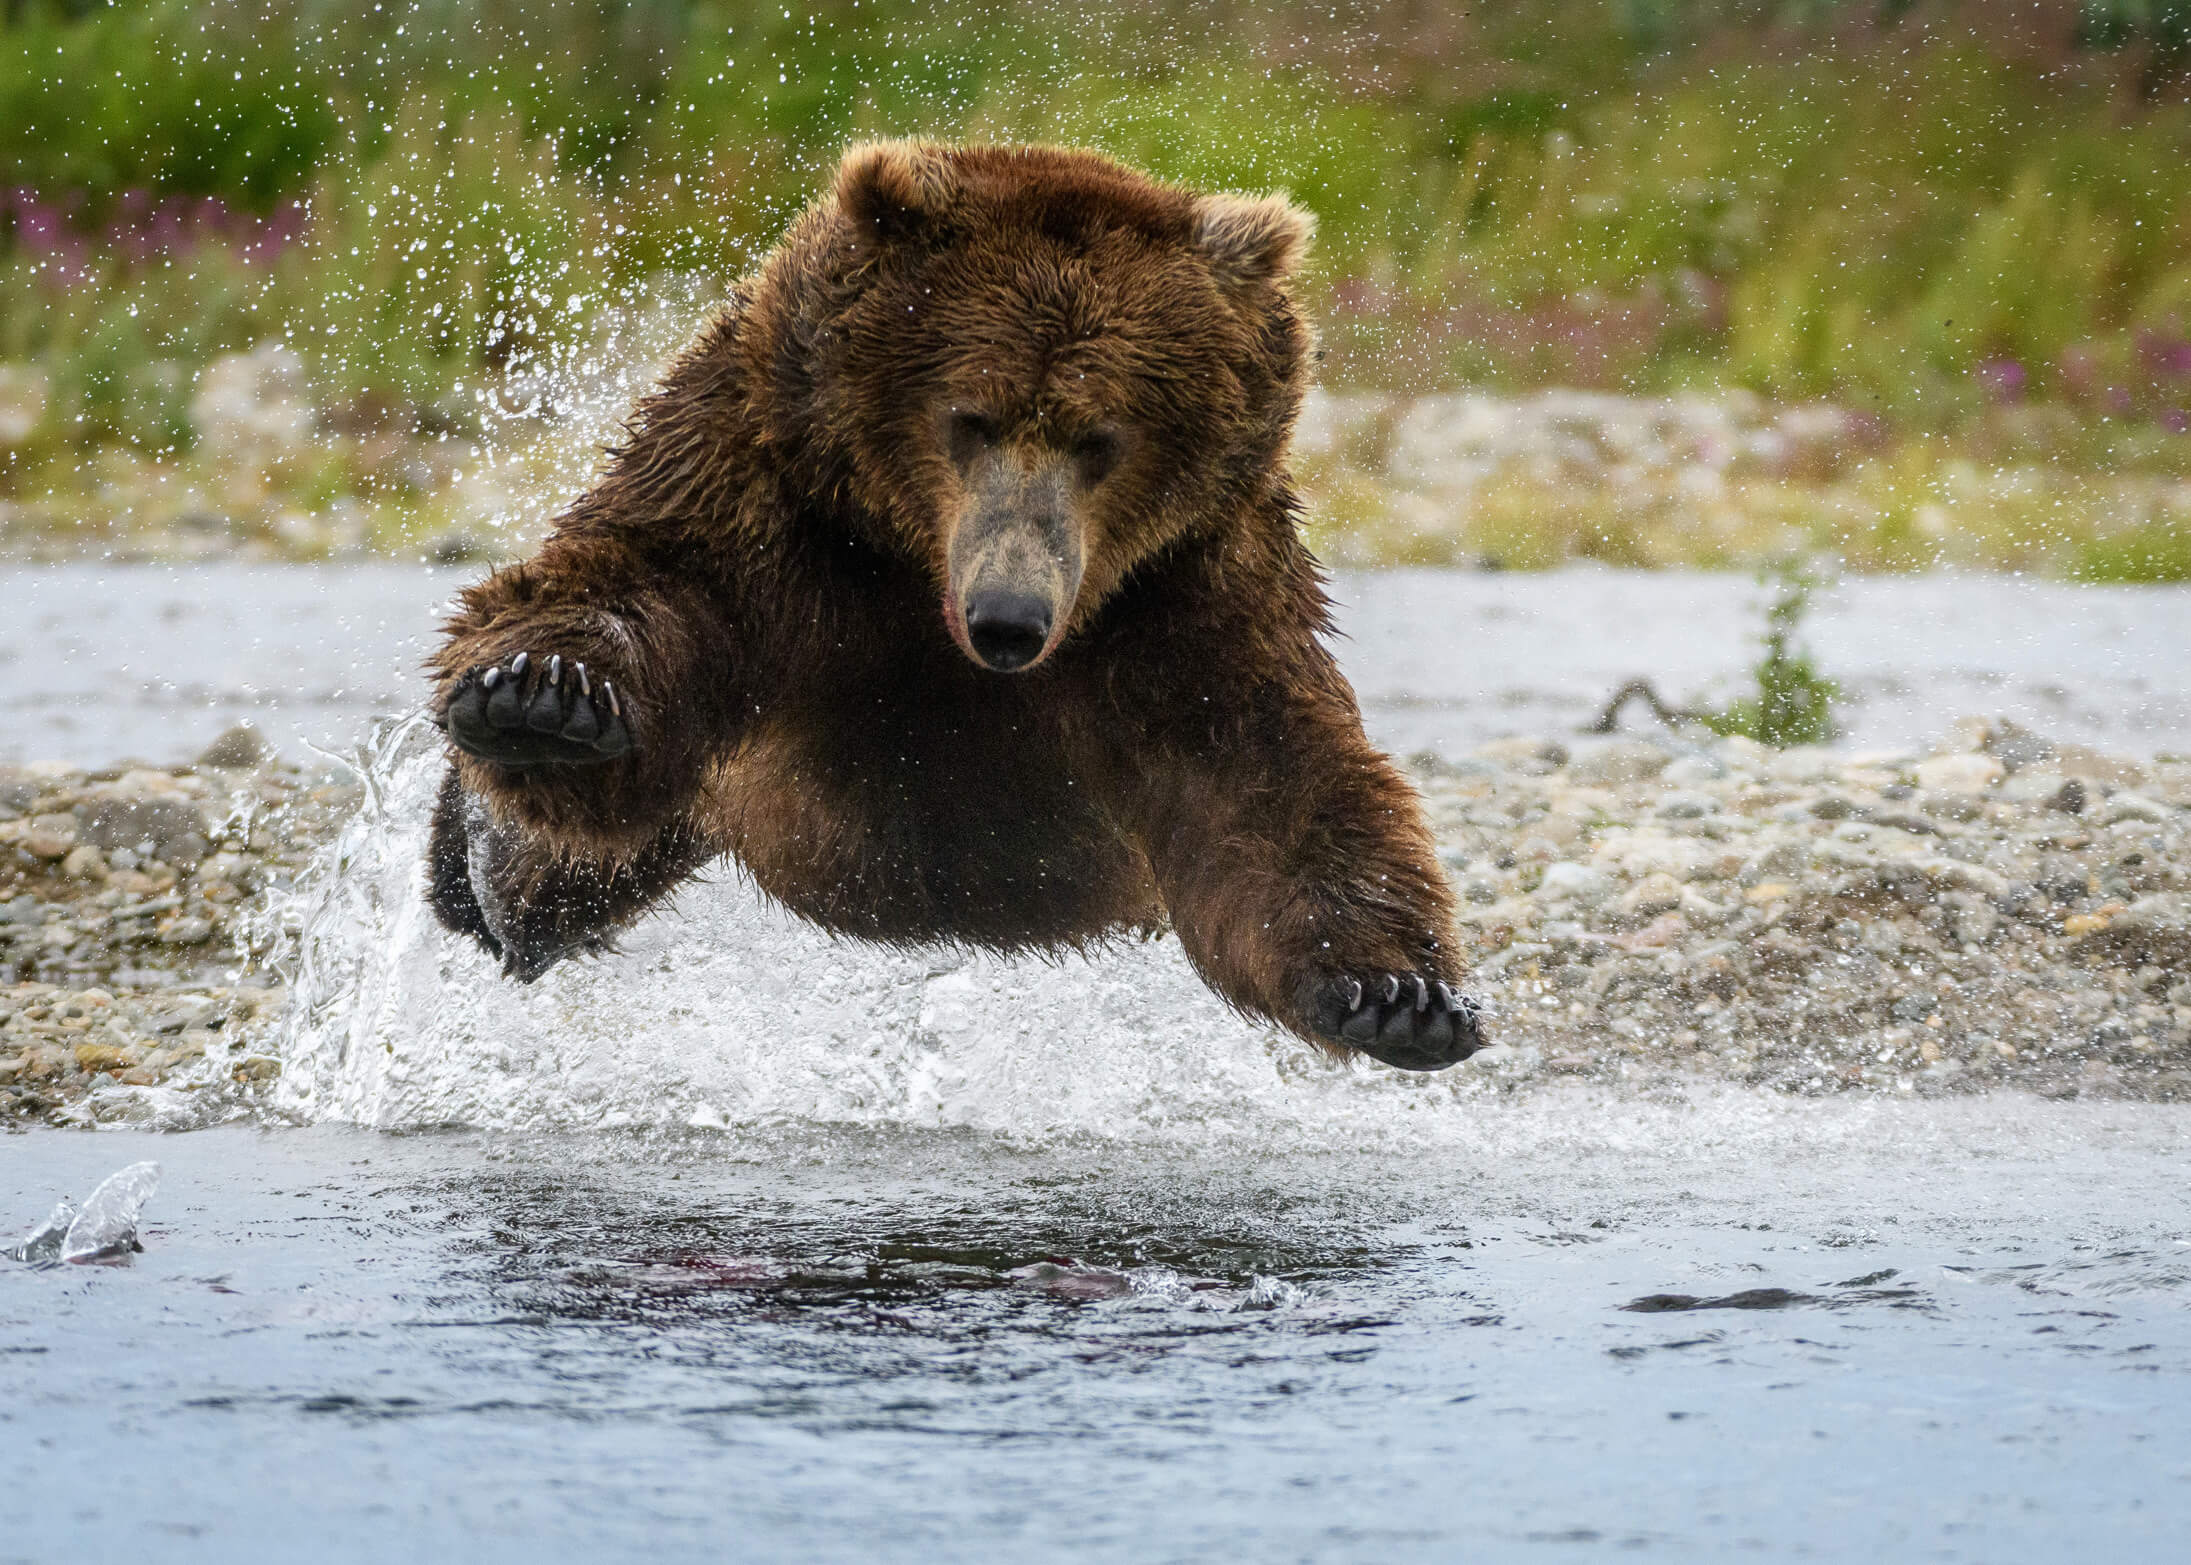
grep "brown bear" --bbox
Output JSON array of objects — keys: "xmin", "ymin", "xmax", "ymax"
[{"xmin": 425, "ymin": 140, "xmax": 1481, "ymax": 1072}]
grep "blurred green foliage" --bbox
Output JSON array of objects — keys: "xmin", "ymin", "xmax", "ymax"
[
  {"xmin": 3, "ymin": 0, "xmax": 2190, "ymax": 552},
  {"xmin": 2073, "ymin": 517, "xmax": 2191, "ymax": 579}
]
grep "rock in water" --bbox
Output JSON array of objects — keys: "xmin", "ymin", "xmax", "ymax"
[
  {"xmin": 7, "ymin": 1198, "xmax": 77, "ymax": 1264},
  {"xmin": 58, "ymin": 1162, "xmax": 161, "ymax": 1265},
  {"xmin": 196, "ymin": 722, "xmax": 270, "ymax": 770}
]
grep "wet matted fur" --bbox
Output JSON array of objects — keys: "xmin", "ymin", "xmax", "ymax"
[{"xmin": 426, "ymin": 141, "xmax": 1481, "ymax": 1070}]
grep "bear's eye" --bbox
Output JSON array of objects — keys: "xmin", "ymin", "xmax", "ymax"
[
  {"xmin": 945, "ymin": 410, "xmax": 1000, "ymax": 470},
  {"xmin": 1072, "ymin": 428, "xmax": 1122, "ymax": 486}
]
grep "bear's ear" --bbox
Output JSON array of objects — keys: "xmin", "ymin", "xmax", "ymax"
[
  {"xmin": 1193, "ymin": 192, "xmax": 1315, "ymax": 293},
  {"xmin": 834, "ymin": 140, "xmax": 958, "ymax": 244}
]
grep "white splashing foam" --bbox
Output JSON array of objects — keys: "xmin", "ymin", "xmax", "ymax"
[{"xmin": 264, "ymin": 717, "xmax": 1520, "ymax": 1148}]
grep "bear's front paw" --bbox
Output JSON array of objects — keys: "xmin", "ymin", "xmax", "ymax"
[
  {"xmin": 442, "ymin": 652, "xmax": 634, "ymax": 767},
  {"xmin": 1307, "ymin": 972, "xmax": 1486, "ymax": 1072}
]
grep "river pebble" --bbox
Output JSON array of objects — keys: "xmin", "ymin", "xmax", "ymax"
[
  {"xmin": 1415, "ymin": 716, "xmax": 2191, "ymax": 1100},
  {"xmin": 1, "ymin": 727, "xmax": 358, "ymax": 1124}
]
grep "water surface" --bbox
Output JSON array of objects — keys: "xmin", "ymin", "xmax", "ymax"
[{"xmin": 9, "ymin": 1102, "xmax": 2191, "ymax": 1563}]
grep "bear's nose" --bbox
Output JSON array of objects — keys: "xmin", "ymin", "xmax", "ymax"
[{"xmin": 963, "ymin": 590, "xmax": 1053, "ymax": 672}]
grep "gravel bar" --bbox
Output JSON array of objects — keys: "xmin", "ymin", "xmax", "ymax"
[
  {"xmin": 1422, "ymin": 718, "xmax": 2190, "ymax": 1098},
  {"xmin": 6, "ymin": 717, "xmax": 2188, "ymax": 1127},
  {"xmin": 1, "ymin": 725, "xmax": 359, "ymax": 1126}
]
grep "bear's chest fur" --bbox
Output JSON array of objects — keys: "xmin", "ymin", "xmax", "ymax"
[{"xmin": 700, "ymin": 631, "xmax": 1160, "ymax": 951}]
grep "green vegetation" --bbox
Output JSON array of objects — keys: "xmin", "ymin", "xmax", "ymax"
[
  {"xmin": 3, "ymin": 1, "xmax": 2190, "ymax": 565},
  {"xmin": 1585, "ymin": 557, "xmax": 1842, "ymax": 746},
  {"xmin": 1697, "ymin": 560, "xmax": 1842, "ymax": 747},
  {"xmin": 2074, "ymin": 517, "xmax": 2191, "ymax": 581}
]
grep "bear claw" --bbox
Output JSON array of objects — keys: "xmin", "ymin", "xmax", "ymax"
[
  {"xmin": 1310, "ymin": 970, "xmax": 1485, "ymax": 1072},
  {"xmin": 443, "ymin": 653, "xmax": 634, "ymax": 766}
]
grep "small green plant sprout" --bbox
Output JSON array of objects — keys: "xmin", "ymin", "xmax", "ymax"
[
  {"xmin": 1694, "ymin": 557, "xmax": 1841, "ymax": 748},
  {"xmin": 1588, "ymin": 555, "xmax": 1841, "ymax": 748}
]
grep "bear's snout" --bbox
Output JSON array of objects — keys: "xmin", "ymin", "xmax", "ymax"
[
  {"xmin": 963, "ymin": 590, "xmax": 1054, "ymax": 672},
  {"xmin": 945, "ymin": 449, "xmax": 1085, "ymax": 673}
]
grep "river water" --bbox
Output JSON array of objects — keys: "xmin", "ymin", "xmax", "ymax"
[
  {"xmin": 3, "ymin": 562, "xmax": 2187, "ymax": 767},
  {"xmin": 11, "ymin": 1107, "xmax": 2191, "ymax": 1563},
  {"xmin": 6, "ymin": 563, "xmax": 2191, "ymax": 1561}
]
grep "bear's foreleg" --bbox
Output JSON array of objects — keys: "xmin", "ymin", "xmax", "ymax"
[
  {"xmin": 1127, "ymin": 671, "xmax": 1482, "ymax": 1072},
  {"xmin": 426, "ymin": 532, "xmax": 742, "ymax": 978},
  {"xmin": 428, "ymin": 534, "xmax": 739, "ymax": 861}
]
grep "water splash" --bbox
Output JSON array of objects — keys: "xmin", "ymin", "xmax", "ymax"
[
  {"xmin": 59, "ymin": 1162, "xmax": 161, "ymax": 1265},
  {"xmin": 261, "ymin": 716, "xmax": 1506, "ymax": 1147},
  {"xmin": 9, "ymin": 1165, "xmax": 161, "ymax": 1267},
  {"xmin": 8, "ymin": 1199, "xmax": 77, "ymax": 1265},
  {"xmin": 459, "ymin": 272, "xmax": 724, "ymax": 553}
]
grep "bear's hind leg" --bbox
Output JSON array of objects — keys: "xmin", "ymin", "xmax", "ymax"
[
  {"xmin": 427, "ymin": 767, "xmax": 715, "ymax": 982},
  {"xmin": 427, "ymin": 770, "xmax": 503, "ymax": 960}
]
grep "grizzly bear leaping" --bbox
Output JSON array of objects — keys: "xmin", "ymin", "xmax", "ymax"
[{"xmin": 425, "ymin": 141, "xmax": 1482, "ymax": 1072}]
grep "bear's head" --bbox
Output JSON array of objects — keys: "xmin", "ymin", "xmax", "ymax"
[{"xmin": 752, "ymin": 141, "xmax": 1317, "ymax": 673}]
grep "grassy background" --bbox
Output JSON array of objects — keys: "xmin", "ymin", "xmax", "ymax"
[{"xmin": 3, "ymin": 0, "xmax": 2189, "ymax": 570}]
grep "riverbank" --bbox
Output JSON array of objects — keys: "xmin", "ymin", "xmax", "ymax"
[
  {"xmin": 0, "ymin": 726, "xmax": 356, "ymax": 1125},
  {"xmin": 6, "ymin": 373, "xmax": 2188, "ymax": 579},
  {"xmin": 7, "ymin": 716, "xmax": 2185, "ymax": 1129},
  {"xmin": 1422, "ymin": 720, "xmax": 2190, "ymax": 1099}
]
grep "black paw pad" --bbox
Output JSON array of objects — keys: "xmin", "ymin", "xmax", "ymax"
[
  {"xmin": 442, "ymin": 654, "xmax": 634, "ymax": 767},
  {"xmin": 1310, "ymin": 972, "xmax": 1485, "ymax": 1071}
]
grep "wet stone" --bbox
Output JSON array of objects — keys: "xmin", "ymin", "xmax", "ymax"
[
  {"xmin": 196, "ymin": 722, "xmax": 271, "ymax": 770},
  {"xmin": 72, "ymin": 1041, "xmax": 137, "ymax": 1073},
  {"xmin": 1919, "ymin": 790, "xmax": 1988, "ymax": 822},
  {"xmin": 21, "ymin": 815, "xmax": 76, "ymax": 860},
  {"xmin": 82, "ymin": 797, "xmax": 211, "ymax": 869},
  {"xmin": 1476, "ymin": 737, "xmax": 1569, "ymax": 775},
  {"xmin": 1914, "ymin": 754, "xmax": 2005, "ymax": 794},
  {"xmin": 1567, "ymin": 740, "xmax": 1672, "ymax": 787},
  {"xmin": 157, "ymin": 917, "xmax": 215, "ymax": 946},
  {"xmin": 1989, "ymin": 722, "xmax": 2058, "ymax": 773},
  {"xmin": 1540, "ymin": 863, "xmax": 1614, "ymax": 906},
  {"xmin": 1659, "ymin": 753, "xmax": 1727, "ymax": 786},
  {"xmin": 2106, "ymin": 793, "xmax": 2172, "ymax": 826}
]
